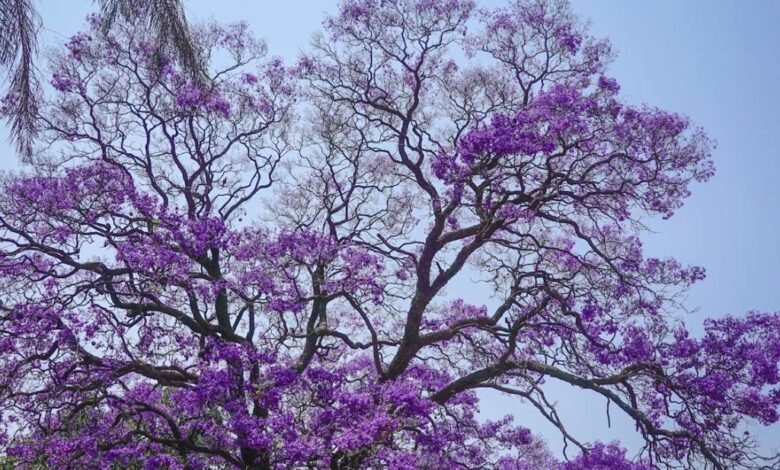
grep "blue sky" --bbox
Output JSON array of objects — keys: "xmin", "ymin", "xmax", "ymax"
[{"xmin": 3, "ymin": 0, "xmax": 779, "ymax": 459}]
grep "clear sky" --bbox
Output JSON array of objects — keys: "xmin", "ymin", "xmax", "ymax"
[{"xmin": 3, "ymin": 0, "xmax": 779, "ymax": 459}]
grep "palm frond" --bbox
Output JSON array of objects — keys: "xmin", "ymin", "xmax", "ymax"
[
  {"xmin": 0, "ymin": 0, "xmax": 41, "ymax": 162},
  {"xmin": 96, "ymin": 0, "xmax": 207, "ymax": 83},
  {"xmin": 0, "ymin": 0, "xmax": 203, "ymax": 162}
]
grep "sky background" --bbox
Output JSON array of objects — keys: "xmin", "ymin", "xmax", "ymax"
[{"xmin": 2, "ymin": 0, "xmax": 779, "ymax": 460}]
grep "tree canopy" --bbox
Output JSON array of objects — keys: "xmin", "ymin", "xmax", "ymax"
[{"xmin": 0, "ymin": 1, "xmax": 777, "ymax": 468}]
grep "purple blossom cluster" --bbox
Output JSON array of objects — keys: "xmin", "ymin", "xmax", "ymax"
[{"xmin": 175, "ymin": 84, "xmax": 231, "ymax": 117}]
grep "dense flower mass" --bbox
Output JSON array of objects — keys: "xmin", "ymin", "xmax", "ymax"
[{"xmin": 0, "ymin": 0, "xmax": 777, "ymax": 469}]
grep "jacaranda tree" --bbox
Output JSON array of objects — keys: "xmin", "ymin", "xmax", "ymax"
[{"xmin": 1, "ymin": 1, "xmax": 778, "ymax": 468}]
